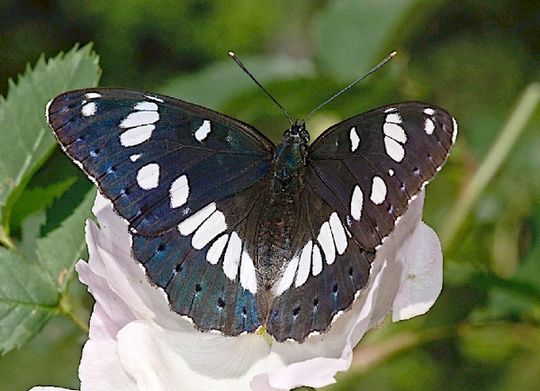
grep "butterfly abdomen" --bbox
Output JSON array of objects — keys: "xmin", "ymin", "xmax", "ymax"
[{"xmin": 254, "ymin": 124, "xmax": 311, "ymax": 316}]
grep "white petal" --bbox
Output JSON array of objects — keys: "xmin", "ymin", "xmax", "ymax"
[{"xmin": 392, "ymin": 222, "xmax": 443, "ymax": 321}]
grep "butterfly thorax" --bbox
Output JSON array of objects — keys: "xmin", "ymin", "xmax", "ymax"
[
  {"xmin": 256, "ymin": 123, "xmax": 310, "ymax": 312},
  {"xmin": 271, "ymin": 122, "xmax": 310, "ymax": 191}
]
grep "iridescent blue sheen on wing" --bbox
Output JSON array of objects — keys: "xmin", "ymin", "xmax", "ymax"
[
  {"xmin": 48, "ymin": 88, "xmax": 273, "ymax": 337},
  {"xmin": 48, "ymin": 89, "xmax": 274, "ymax": 236},
  {"xmin": 133, "ymin": 230, "xmax": 260, "ymax": 334}
]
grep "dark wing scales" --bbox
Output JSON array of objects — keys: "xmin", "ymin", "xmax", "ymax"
[
  {"xmin": 309, "ymin": 102, "xmax": 457, "ymax": 250},
  {"xmin": 48, "ymin": 88, "xmax": 274, "ymax": 236},
  {"xmin": 47, "ymin": 88, "xmax": 275, "ymax": 336},
  {"xmin": 133, "ymin": 180, "xmax": 270, "ymax": 335},
  {"xmin": 266, "ymin": 184, "xmax": 372, "ymax": 342},
  {"xmin": 266, "ymin": 102, "xmax": 456, "ymax": 342}
]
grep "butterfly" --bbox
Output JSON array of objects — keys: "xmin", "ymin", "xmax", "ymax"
[{"xmin": 47, "ymin": 86, "xmax": 457, "ymax": 342}]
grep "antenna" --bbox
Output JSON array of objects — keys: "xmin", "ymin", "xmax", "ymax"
[
  {"xmin": 228, "ymin": 51, "xmax": 293, "ymax": 125},
  {"xmin": 302, "ymin": 51, "xmax": 397, "ymax": 122}
]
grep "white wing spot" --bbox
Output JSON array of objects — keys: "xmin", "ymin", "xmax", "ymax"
[
  {"xmin": 385, "ymin": 112, "xmax": 402, "ymax": 124},
  {"xmin": 134, "ymin": 101, "xmax": 158, "ymax": 111},
  {"xmin": 206, "ymin": 234, "xmax": 228, "ymax": 265},
  {"xmin": 329, "ymin": 212, "xmax": 347, "ymax": 255},
  {"xmin": 223, "ymin": 232, "xmax": 242, "ymax": 280},
  {"xmin": 169, "ymin": 175, "xmax": 189, "ymax": 208},
  {"xmin": 350, "ymin": 185, "xmax": 364, "ymax": 221},
  {"xmin": 120, "ymin": 111, "xmax": 159, "ymax": 128},
  {"xmin": 349, "ymin": 126, "xmax": 360, "ymax": 152},
  {"xmin": 452, "ymin": 117, "xmax": 458, "ymax": 143},
  {"xmin": 274, "ymin": 256, "xmax": 299, "ymax": 296},
  {"xmin": 383, "ymin": 122, "xmax": 407, "ymax": 143},
  {"xmin": 424, "ymin": 117, "xmax": 435, "ymax": 135},
  {"xmin": 144, "ymin": 95, "xmax": 164, "ymax": 103},
  {"xmin": 388, "ymin": 168, "xmax": 395, "ymax": 176},
  {"xmin": 295, "ymin": 240, "xmax": 312, "ymax": 287},
  {"xmin": 120, "ymin": 124, "xmax": 155, "ymax": 147},
  {"xmin": 317, "ymin": 221, "xmax": 336, "ymax": 265},
  {"xmin": 384, "ymin": 107, "xmax": 397, "ymax": 113},
  {"xmin": 424, "ymin": 108, "xmax": 435, "ymax": 115},
  {"xmin": 136, "ymin": 163, "xmax": 160, "ymax": 190},
  {"xmin": 177, "ymin": 203, "xmax": 216, "ymax": 235},
  {"xmin": 240, "ymin": 251, "xmax": 257, "ymax": 293},
  {"xmin": 311, "ymin": 245, "xmax": 323, "ymax": 277},
  {"xmin": 384, "ymin": 136, "xmax": 405, "ymax": 162},
  {"xmin": 192, "ymin": 210, "xmax": 227, "ymax": 250},
  {"xmin": 81, "ymin": 102, "xmax": 96, "ymax": 116},
  {"xmin": 370, "ymin": 176, "xmax": 387, "ymax": 205},
  {"xmin": 85, "ymin": 92, "xmax": 102, "ymax": 99},
  {"xmin": 195, "ymin": 120, "xmax": 211, "ymax": 142}
]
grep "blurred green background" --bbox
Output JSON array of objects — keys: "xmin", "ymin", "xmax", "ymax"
[{"xmin": 0, "ymin": 0, "xmax": 539, "ymax": 390}]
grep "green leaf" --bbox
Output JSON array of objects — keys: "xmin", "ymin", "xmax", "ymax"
[
  {"xmin": 36, "ymin": 189, "xmax": 95, "ymax": 293},
  {"xmin": 314, "ymin": 0, "xmax": 413, "ymax": 81},
  {"xmin": 11, "ymin": 177, "xmax": 77, "ymax": 231},
  {"xmin": 0, "ymin": 188, "xmax": 93, "ymax": 354},
  {"xmin": 0, "ymin": 43, "xmax": 101, "ymax": 242},
  {"xmin": 19, "ymin": 211, "xmax": 46, "ymax": 261},
  {"xmin": 0, "ymin": 248, "xmax": 58, "ymax": 354},
  {"xmin": 159, "ymin": 54, "xmax": 314, "ymax": 110}
]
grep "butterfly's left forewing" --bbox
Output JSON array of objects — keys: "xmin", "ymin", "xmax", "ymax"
[
  {"xmin": 47, "ymin": 88, "xmax": 275, "ymax": 335},
  {"xmin": 266, "ymin": 102, "xmax": 457, "ymax": 341},
  {"xmin": 308, "ymin": 102, "xmax": 457, "ymax": 250}
]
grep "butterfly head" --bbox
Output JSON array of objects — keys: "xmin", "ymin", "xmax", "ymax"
[{"xmin": 282, "ymin": 121, "xmax": 310, "ymax": 146}]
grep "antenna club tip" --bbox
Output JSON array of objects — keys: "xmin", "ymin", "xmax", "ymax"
[
  {"xmin": 390, "ymin": 51, "xmax": 397, "ymax": 57},
  {"xmin": 228, "ymin": 51, "xmax": 236, "ymax": 57}
]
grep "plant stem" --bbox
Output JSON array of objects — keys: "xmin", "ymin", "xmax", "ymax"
[
  {"xmin": 59, "ymin": 294, "xmax": 89, "ymax": 334},
  {"xmin": 0, "ymin": 226, "xmax": 17, "ymax": 251},
  {"xmin": 441, "ymin": 82, "xmax": 540, "ymax": 248}
]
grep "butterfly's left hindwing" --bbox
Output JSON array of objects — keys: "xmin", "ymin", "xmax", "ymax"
[{"xmin": 47, "ymin": 88, "xmax": 275, "ymax": 335}]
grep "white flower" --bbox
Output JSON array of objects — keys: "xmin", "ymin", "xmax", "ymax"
[{"xmin": 31, "ymin": 191, "xmax": 442, "ymax": 391}]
